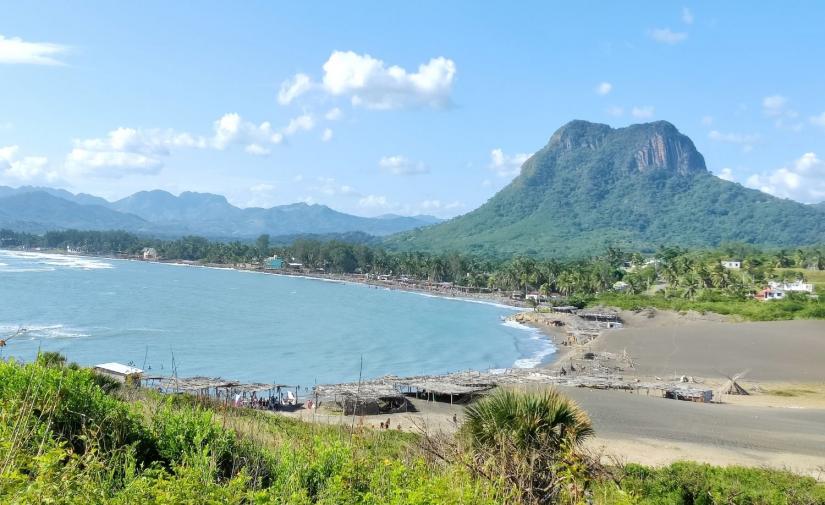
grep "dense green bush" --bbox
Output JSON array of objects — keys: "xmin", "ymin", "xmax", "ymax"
[
  {"xmin": 2, "ymin": 358, "xmax": 823, "ymax": 504},
  {"xmin": 0, "ymin": 358, "xmax": 503, "ymax": 504},
  {"xmin": 593, "ymin": 462, "xmax": 825, "ymax": 504}
]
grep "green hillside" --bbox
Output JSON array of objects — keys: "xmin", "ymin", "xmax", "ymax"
[{"xmin": 389, "ymin": 120, "xmax": 825, "ymax": 257}]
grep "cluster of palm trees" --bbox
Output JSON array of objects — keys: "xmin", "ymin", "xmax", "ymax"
[{"xmin": 5, "ymin": 228, "xmax": 821, "ymax": 301}]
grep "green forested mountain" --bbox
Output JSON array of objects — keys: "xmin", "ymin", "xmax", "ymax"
[
  {"xmin": 0, "ymin": 187, "xmax": 440, "ymax": 238},
  {"xmin": 389, "ymin": 120, "xmax": 825, "ymax": 257}
]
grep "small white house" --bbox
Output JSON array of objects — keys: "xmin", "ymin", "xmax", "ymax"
[
  {"xmin": 142, "ymin": 247, "xmax": 158, "ymax": 260},
  {"xmin": 93, "ymin": 362, "xmax": 143, "ymax": 383},
  {"xmin": 721, "ymin": 260, "xmax": 741, "ymax": 269},
  {"xmin": 613, "ymin": 281, "xmax": 630, "ymax": 292},
  {"xmin": 769, "ymin": 280, "xmax": 814, "ymax": 293}
]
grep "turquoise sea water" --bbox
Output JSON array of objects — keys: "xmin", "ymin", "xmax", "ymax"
[{"xmin": 0, "ymin": 250, "xmax": 554, "ymax": 388}]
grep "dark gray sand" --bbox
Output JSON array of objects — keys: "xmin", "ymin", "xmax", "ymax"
[
  {"xmin": 565, "ymin": 387, "xmax": 825, "ymax": 458},
  {"xmin": 591, "ymin": 319, "xmax": 825, "ymax": 381}
]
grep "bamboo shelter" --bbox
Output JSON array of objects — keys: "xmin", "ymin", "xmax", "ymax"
[{"xmin": 314, "ymin": 382, "xmax": 408, "ymax": 415}]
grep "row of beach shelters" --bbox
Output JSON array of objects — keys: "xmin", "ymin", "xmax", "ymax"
[{"xmin": 313, "ymin": 382, "xmax": 409, "ymax": 415}]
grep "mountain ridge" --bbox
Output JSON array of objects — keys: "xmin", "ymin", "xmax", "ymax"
[{"xmin": 0, "ymin": 187, "xmax": 441, "ymax": 238}]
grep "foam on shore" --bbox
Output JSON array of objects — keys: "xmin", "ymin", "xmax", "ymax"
[
  {"xmin": 501, "ymin": 318, "xmax": 557, "ymax": 368},
  {"xmin": 0, "ymin": 250, "xmax": 112, "ymax": 271}
]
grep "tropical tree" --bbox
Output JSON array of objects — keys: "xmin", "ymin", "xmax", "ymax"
[{"xmin": 462, "ymin": 389, "xmax": 594, "ymax": 504}]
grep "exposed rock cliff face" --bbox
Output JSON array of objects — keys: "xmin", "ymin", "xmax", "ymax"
[{"xmin": 633, "ymin": 131, "xmax": 702, "ymax": 175}]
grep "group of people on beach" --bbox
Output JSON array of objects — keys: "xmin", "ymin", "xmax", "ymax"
[{"xmin": 233, "ymin": 391, "xmax": 297, "ymax": 411}]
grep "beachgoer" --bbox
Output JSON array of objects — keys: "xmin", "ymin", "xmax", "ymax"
[
  {"xmin": 385, "ymin": 418, "xmax": 391, "ymax": 429},
  {"xmin": 452, "ymin": 414, "xmax": 457, "ymax": 425}
]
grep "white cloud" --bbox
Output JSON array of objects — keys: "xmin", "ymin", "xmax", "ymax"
[
  {"xmin": 0, "ymin": 34, "xmax": 68, "ymax": 65},
  {"xmin": 744, "ymin": 152, "xmax": 825, "ymax": 202},
  {"xmin": 708, "ymin": 130, "xmax": 761, "ymax": 150},
  {"xmin": 761, "ymin": 95, "xmax": 800, "ymax": 129},
  {"xmin": 595, "ymin": 82, "xmax": 613, "ymax": 95},
  {"xmin": 631, "ymin": 106, "xmax": 655, "ymax": 119},
  {"xmin": 212, "ymin": 113, "xmax": 284, "ymax": 149},
  {"xmin": 250, "ymin": 183, "xmax": 276, "ymax": 192},
  {"xmin": 65, "ymin": 149, "xmax": 162, "ymax": 176},
  {"xmin": 606, "ymin": 106, "xmax": 624, "ymax": 117},
  {"xmin": 321, "ymin": 128, "xmax": 333, "ymax": 142},
  {"xmin": 245, "ymin": 144, "xmax": 270, "ymax": 156},
  {"xmin": 277, "ymin": 73, "xmax": 312, "ymax": 105},
  {"xmin": 0, "ymin": 145, "xmax": 58, "ymax": 182},
  {"xmin": 762, "ymin": 95, "xmax": 787, "ymax": 117},
  {"xmin": 378, "ymin": 155, "xmax": 429, "ymax": 175},
  {"xmin": 312, "ymin": 177, "xmax": 355, "ymax": 197},
  {"xmin": 76, "ymin": 126, "xmax": 208, "ymax": 155},
  {"xmin": 489, "ymin": 148, "xmax": 530, "ymax": 177},
  {"xmin": 358, "ymin": 194, "xmax": 389, "ymax": 208},
  {"xmin": 701, "ymin": 115, "xmax": 714, "ymax": 126},
  {"xmin": 811, "ymin": 112, "xmax": 825, "ymax": 127},
  {"xmin": 418, "ymin": 199, "xmax": 461, "ymax": 212},
  {"xmin": 324, "ymin": 107, "xmax": 343, "ymax": 121},
  {"xmin": 283, "ymin": 114, "xmax": 314, "ymax": 135},
  {"xmin": 54, "ymin": 110, "xmax": 323, "ymax": 181},
  {"xmin": 682, "ymin": 7, "xmax": 694, "ymax": 25},
  {"xmin": 716, "ymin": 167, "xmax": 735, "ymax": 182},
  {"xmin": 280, "ymin": 51, "xmax": 457, "ymax": 110},
  {"xmin": 649, "ymin": 28, "xmax": 688, "ymax": 44}
]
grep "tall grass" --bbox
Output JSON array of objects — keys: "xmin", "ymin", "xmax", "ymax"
[
  {"xmin": 0, "ymin": 358, "xmax": 503, "ymax": 504},
  {"xmin": 2, "ymin": 357, "xmax": 823, "ymax": 504}
]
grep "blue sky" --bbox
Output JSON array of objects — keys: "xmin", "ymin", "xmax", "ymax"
[{"xmin": 1, "ymin": 1, "xmax": 824, "ymax": 216}]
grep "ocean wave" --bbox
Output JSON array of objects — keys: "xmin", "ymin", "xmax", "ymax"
[
  {"xmin": 0, "ymin": 251, "xmax": 112, "ymax": 270},
  {"xmin": 0, "ymin": 266, "xmax": 57, "ymax": 273},
  {"xmin": 502, "ymin": 318, "xmax": 557, "ymax": 369},
  {"xmin": 1, "ymin": 323, "xmax": 91, "ymax": 339}
]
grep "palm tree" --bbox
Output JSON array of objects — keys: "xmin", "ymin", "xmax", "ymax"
[
  {"xmin": 462, "ymin": 389, "xmax": 594, "ymax": 504},
  {"xmin": 680, "ymin": 273, "xmax": 701, "ymax": 300},
  {"xmin": 794, "ymin": 249, "xmax": 808, "ymax": 269},
  {"xmin": 463, "ymin": 389, "xmax": 593, "ymax": 454}
]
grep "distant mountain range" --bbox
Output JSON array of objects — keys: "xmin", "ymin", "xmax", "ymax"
[
  {"xmin": 0, "ymin": 186, "xmax": 441, "ymax": 238},
  {"xmin": 389, "ymin": 120, "xmax": 825, "ymax": 257}
]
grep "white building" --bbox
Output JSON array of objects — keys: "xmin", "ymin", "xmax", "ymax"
[
  {"xmin": 721, "ymin": 260, "xmax": 741, "ymax": 269},
  {"xmin": 768, "ymin": 280, "xmax": 814, "ymax": 293},
  {"xmin": 142, "ymin": 247, "xmax": 158, "ymax": 260},
  {"xmin": 93, "ymin": 362, "xmax": 143, "ymax": 383}
]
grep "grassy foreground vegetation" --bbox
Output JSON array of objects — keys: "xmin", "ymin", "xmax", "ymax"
[{"xmin": 2, "ymin": 356, "xmax": 824, "ymax": 504}]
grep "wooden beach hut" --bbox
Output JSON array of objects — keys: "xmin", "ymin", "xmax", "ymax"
[
  {"xmin": 314, "ymin": 382, "xmax": 408, "ymax": 415},
  {"xmin": 390, "ymin": 376, "xmax": 494, "ymax": 404}
]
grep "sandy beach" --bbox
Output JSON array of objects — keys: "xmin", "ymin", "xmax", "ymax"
[{"xmin": 289, "ymin": 308, "xmax": 825, "ymax": 477}]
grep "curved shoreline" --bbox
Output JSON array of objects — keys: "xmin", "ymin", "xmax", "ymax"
[{"xmin": 0, "ymin": 249, "xmax": 558, "ymax": 371}]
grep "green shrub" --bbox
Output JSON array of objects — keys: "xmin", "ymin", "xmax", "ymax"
[{"xmin": 595, "ymin": 462, "xmax": 825, "ymax": 504}]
